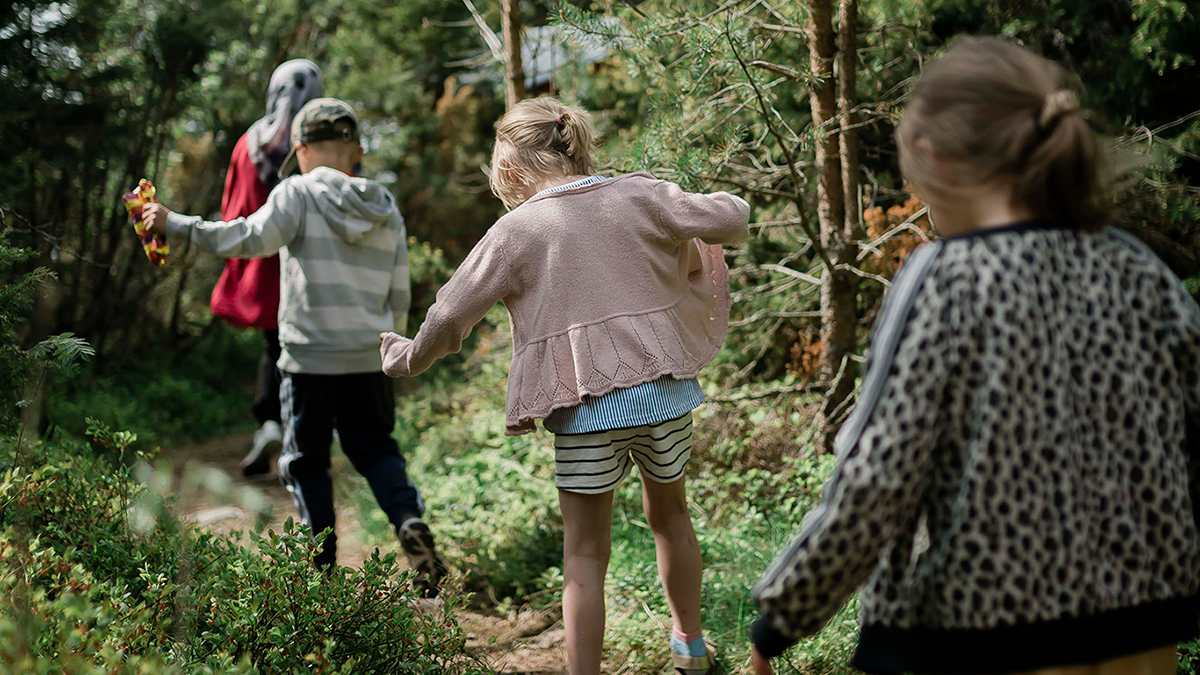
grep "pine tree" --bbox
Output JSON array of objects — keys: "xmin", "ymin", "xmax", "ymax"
[{"xmin": 559, "ymin": 1, "xmax": 878, "ymax": 450}]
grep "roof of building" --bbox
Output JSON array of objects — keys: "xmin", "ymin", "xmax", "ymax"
[{"xmin": 459, "ymin": 19, "xmax": 619, "ymax": 89}]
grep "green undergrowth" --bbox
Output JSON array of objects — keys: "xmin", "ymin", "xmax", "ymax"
[
  {"xmin": 47, "ymin": 324, "xmax": 262, "ymax": 449},
  {"xmin": 343, "ymin": 309, "xmax": 861, "ymax": 673},
  {"xmin": 345, "ymin": 308, "xmax": 1200, "ymax": 674},
  {"xmin": 0, "ymin": 438, "xmax": 484, "ymax": 674}
]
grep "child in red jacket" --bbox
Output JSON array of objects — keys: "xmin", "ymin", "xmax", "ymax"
[{"xmin": 214, "ymin": 59, "xmax": 323, "ymax": 476}]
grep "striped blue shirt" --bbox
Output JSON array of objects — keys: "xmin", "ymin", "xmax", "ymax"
[
  {"xmin": 544, "ymin": 375, "xmax": 706, "ymax": 435},
  {"xmin": 529, "ymin": 174, "xmax": 609, "ymax": 199},
  {"xmin": 534, "ymin": 176, "xmax": 706, "ymax": 435}
]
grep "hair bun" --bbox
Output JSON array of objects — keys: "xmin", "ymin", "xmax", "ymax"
[{"xmin": 1039, "ymin": 89, "xmax": 1079, "ymax": 128}]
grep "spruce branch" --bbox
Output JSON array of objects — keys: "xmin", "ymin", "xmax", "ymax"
[{"xmin": 721, "ymin": 16, "xmax": 833, "ymax": 269}]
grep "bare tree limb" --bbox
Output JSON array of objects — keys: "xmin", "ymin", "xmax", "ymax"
[
  {"xmin": 761, "ymin": 263, "xmax": 823, "ymax": 286},
  {"xmin": 824, "ymin": 356, "xmax": 860, "ymax": 427},
  {"xmin": 712, "ymin": 176, "xmax": 802, "ymax": 200},
  {"xmin": 855, "ymin": 205, "xmax": 930, "ymax": 261},
  {"xmin": 462, "ymin": 0, "xmax": 504, "ymax": 63},
  {"xmin": 750, "ymin": 216, "xmax": 807, "ymax": 230},
  {"xmin": 730, "ymin": 310, "xmax": 823, "ymax": 327},
  {"xmin": 753, "ymin": 21, "xmax": 806, "ymax": 35},
  {"xmin": 710, "ymin": 381, "xmax": 827, "ymax": 402},
  {"xmin": 722, "ymin": 18, "xmax": 834, "ymax": 269},
  {"xmin": 750, "ymin": 60, "xmax": 804, "ymax": 81},
  {"xmin": 840, "ymin": 263, "xmax": 891, "ymax": 287},
  {"xmin": 1121, "ymin": 110, "xmax": 1200, "ymax": 147}
]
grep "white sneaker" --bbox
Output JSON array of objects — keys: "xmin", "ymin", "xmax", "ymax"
[{"xmin": 241, "ymin": 421, "xmax": 282, "ymax": 477}]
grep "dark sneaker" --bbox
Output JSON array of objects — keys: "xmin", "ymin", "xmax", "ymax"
[
  {"xmin": 396, "ymin": 516, "xmax": 448, "ymax": 599},
  {"xmin": 241, "ymin": 421, "xmax": 282, "ymax": 477}
]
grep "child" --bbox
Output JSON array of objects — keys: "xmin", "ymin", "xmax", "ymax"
[
  {"xmin": 219, "ymin": 58, "xmax": 324, "ymax": 479},
  {"xmin": 379, "ymin": 97, "xmax": 750, "ymax": 675},
  {"xmin": 142, "ymin": 98, "xmax": 448, "ymax": 596},
  {"xmin": 750, "ymin": 37, "xmax": 1200, "ymax": 675}
]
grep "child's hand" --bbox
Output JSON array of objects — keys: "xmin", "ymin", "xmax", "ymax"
[
  {"xmin": 141, "ymin": 203, "xmax": 172, "ymax": 237},
  {"xmin": 380, "ymin": 332, "xmax": 413, "ymax": 377}
]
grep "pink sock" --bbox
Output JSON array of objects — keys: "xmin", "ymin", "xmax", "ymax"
[{"xmin": 672, "ymin": 626, "xmax": 704, "ymax": 643}]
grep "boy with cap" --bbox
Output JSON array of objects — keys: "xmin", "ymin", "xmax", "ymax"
[{"xmin": 142, "ymin": 98, "xmax": 448, "ymax": 595}]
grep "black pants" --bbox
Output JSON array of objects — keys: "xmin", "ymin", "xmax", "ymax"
[
  {"xmin": 278, "ymin": 371, "xmax": 424, "ymax": 568},
  {"xmin": 252, "ymin": 329, "xmax": 282, "ymax": 425}
]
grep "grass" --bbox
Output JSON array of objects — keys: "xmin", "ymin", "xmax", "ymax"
[
  {"xmin": 601, "ymin": 482, "xmax": 860, "ymax": 674},
  {"xmin": 343, "ymin": 309, "xmax": 861, "ymax": 673},
  {"xmin": 86, "ymin": 306, "xmax": 1195, "ymax": 674},
  {"xmin": 344, "ymin": 310, "xmax": 1200, "ymax": 674}
]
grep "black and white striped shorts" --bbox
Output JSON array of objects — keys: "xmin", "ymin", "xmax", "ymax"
[{"xmin": 553, "ymin": 413, "xmax": 693, "ymax": 494}]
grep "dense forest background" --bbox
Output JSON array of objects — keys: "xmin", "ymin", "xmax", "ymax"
[
  {"xmin": 2, "ymin": 0, "xmax": 1198, "ymax": 441},
  {"xmin": 1, "ymin": 0, "xmax": 1199, "ymax": 673}
]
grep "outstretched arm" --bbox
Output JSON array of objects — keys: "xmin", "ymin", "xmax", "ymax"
[
  {"xmin": 751, "ymin": 245, "xmax": 953, "ymax": 658},
  {"xmin": 144, "ymin": 180, "xmax": 303, "ymax": 259},
  {"xmin": 381, "ymin": 227, "xmax": 511, "ymax": 377},
  {"xmin": 653, "ymin": 180, "xmax": 750, "ymax": 246}
]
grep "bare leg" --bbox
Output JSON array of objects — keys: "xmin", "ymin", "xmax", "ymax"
[
  {"xmin": 641, "ymin": 475, "xmax": 702, "ymax": 634},
  {"xmin": 559, "ymin": 488, "xmax": 614, "ymax": 675}
]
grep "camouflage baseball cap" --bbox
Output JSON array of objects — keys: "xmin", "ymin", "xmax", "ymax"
[{"xmin": 278, "ymin": 97, "xmax": 360, "ymax": 179}]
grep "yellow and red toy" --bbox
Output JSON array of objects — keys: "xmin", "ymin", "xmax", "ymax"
[{"xmin": 122, "ymin": 179, "xmax": 170, "ymax": 266}]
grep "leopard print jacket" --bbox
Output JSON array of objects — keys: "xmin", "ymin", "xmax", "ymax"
[{"xmin": 752, "ymin": 223, "xmax": 1200, "ymax": 674}]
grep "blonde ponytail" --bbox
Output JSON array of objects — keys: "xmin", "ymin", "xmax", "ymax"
[
  {"xmin": 490, "ymin": 97, "xmax": 596, "ymax": 209},
  {"xmin": 554, "ymin": 110, "xmax": 593, "ymax": 164}
]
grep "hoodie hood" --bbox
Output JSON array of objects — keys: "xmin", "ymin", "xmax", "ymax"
[{"xmin": 301, "ymin": 167, "xmax": 398, "ymax": 243}]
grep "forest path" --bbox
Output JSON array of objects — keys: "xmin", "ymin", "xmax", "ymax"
[{"xmin": 165, "ymin": 433, "xmax": 571, "ymax": 675}]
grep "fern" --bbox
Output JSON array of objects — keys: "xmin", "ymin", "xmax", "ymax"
[
  {"xmin": 15, "ymin": 333, "xmax": 95, "ymax": 453},
  {"xmin": 0, "ymin": 230, "xmax": 51, "ymax": 433},
  {"xmin": 29, "ymin": 333, "xmax": 96, "ymax": 379}
]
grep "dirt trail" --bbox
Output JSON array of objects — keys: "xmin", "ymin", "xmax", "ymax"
[{"xmin": 166, "ymin": 434, "xmax": 571, "ymax": 675}]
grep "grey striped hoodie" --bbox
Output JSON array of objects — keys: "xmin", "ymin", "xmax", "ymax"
[{"xmin": 166, "ymin": 166, "xmax": 409, "ymax": 374}]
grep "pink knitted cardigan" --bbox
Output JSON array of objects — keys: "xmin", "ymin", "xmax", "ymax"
[{"xmin": 381, "ymin": 172, "xmax": 750, "ymax": 435}]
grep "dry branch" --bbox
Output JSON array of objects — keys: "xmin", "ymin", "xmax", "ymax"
[
  {"xmin": 721, "ymin": 19, "xmax": 834, "ymax": 269},
  {"xmin": 710, "ymin": 381, "xmax": 828, "ymax": 402},
  {"xmin": 730, "ymin": 310, "xmax": 823, "ymax": 327},
  {"xmin": 841, "ymin": 264, "xmax": 892, "ymax": 288},
  {"xmin": 761, "ymin": 263, "xmax": 823, "ymax": 286},
  {"xmin": 750, "ymin": 60, "xmax": 805, "ymax": 81},
  {"xmin": 855, "ymin": 205, "xmax": 930, "ymax": 261},
  {"xmin": 461, "ymin": 0, "xmax": 503, "ymax": 62}
]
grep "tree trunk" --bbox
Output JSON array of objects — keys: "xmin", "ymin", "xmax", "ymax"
[
  {"xmin": 816, "ymin": 0, "xmax": 863, "ymax": 452},
  {"xmin": 839, "ymin": 0, "xmax": 860, "ymax": 243},
  {"xmin": 807, "ymin": 0, "xmax": 851, "ymax": 453},
  {"xmin": 501, "ymin": 0, "xmax": 526, "ymax": 109}
]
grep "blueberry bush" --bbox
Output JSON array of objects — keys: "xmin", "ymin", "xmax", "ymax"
[{"xmin": 0, "ymin": 438, "xmax": 486, "ymax": 674}]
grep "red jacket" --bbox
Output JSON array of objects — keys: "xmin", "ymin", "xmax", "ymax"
[{"xmin": 209, "ymin": 134, "xmax": 279, "ymax": 329}]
